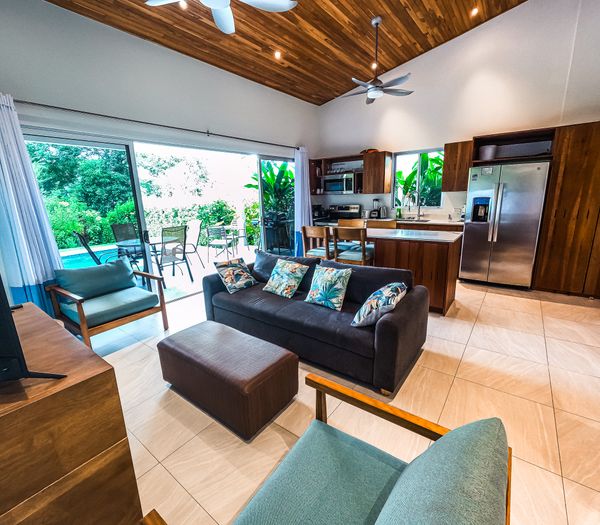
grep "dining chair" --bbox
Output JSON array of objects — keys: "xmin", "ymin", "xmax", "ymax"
[
  {"xmin": 158, "ymin": 225, "xmax": 194, "ymax": 281},
  {"xmin": 184, "ymin": 219, "xmax": 205, "ymax": 268},
  {"xmin": 302, "ymin": 226, "xmax": 332, "ymax": 259},
  {"xmin": 366, "ymin": 219, "xmax": 397, "ymax": 229},
  {"xmin": 333, "ymin": 227, "xmax": 374, "ymax": 266},
  {"xmin": 207, "ymin": 226, "xmax": 235, "ymax": 261}
]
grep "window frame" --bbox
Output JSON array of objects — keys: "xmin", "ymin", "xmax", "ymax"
[{"xmin": 393, "ymin": 148, "xmax": 445, "ymax": 210}]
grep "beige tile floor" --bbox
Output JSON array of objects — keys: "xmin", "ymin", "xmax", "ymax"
[{"xmin": 99, "ymin": 282, "xmax": 600, "ymax": 525}]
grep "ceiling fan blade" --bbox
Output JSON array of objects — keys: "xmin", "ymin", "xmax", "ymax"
[
  {"xmin": 212, "ymin": 7, "xmax": 235, "ymax": 33},
  {"xmin": 381, "ymin": 73, "xmax": 411, "ymax": 89},
  {"xmin": 366, "ymin": 97, "xmax": 375, "ymax": 105},
  {"xmin": 342, "ymin": 89, "xmax": 369, "ymax": 98},
  {"xmin": 239, "ymin": 0, "xmax": 297, "ymax": 12},
  {"xmin": 382, "ymin": 88, "xmax": 414, "ymax": 96},
  {"xmin": 145, "ymin": 0, "xmax": 179, "ymax": 6},
  {"xmin": 351, "ymin": 77, "xmax": 373, "ymax": 89}
]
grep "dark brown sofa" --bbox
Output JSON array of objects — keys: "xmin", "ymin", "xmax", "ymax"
[{"xmin": 202, "ymin": 251, "xmax": 429, "ymax": 393}]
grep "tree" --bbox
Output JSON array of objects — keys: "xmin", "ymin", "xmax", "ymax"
[{"xmin": 245, "ymin": 161, "xmax": 294, "ymax": 218}]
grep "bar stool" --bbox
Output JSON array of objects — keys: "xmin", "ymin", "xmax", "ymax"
[
  {"xmin": 333, "ymin": 227, "xmax": 374, "ymax": 266},
  {"xmin": 338, "ymin": 218, "xmax": 365, "ymax": 227},
  {"xmin": 302, "ymin": 226, "xmax": 332, "ymax": 259},
  {"xmin": 366, "ymin": 219, "xmax": 397, "ymax": 229}
]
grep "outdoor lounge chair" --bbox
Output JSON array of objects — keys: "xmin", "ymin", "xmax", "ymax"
[{"xmin": 47, "ymin": 258, "xmax": 167, "ymax": 348}]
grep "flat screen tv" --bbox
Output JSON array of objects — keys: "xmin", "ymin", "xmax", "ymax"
[{"xmin": 0, "ymin": 273, "xmax": 65, "ymax": 382}]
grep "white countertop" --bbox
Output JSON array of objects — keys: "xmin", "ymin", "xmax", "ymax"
[
  {"xmin": 314, "ymin": 219, "xmax": 464, "ymax": 228},
  {"xmin": 367, "ymin": 228, "xmax": 463, "ymax": 243}
]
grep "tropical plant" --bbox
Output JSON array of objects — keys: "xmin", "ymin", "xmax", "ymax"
[
  {"xmin": 243, "ymin": 201, "xmax": 261, "ymax": 246},
  {"xmin": 245, "ymin": 161, "xmax": 294, "ymax": 218},
  {"xmin": 395, "ymin": 151, "xmax": 444, "ymax": 208}
]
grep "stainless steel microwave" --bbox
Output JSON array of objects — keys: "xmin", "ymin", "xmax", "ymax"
[{"xmin": 322, "ymin": 173, "xmax": 355, "ymax": 194}]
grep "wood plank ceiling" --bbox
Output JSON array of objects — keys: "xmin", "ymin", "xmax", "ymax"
[{"xmin": 45, "ymin": 0, "xmax": 526, "ymax": 105}]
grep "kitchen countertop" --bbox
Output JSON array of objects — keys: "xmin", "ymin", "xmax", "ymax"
[
  {"xmin": 367, "ymin": 228, "xmax": 463, "ymax": 243},
  {"xmin": 314, "ymin": 219, "xmax": 464, "ymax": 227}
]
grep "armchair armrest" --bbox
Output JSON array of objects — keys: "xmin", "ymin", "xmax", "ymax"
[
  {"xmin": 133, "ymin": 270, "xmax": 164, "ymax": 282},
  {"xmin": 373, "ymin": 285, "xmax": 429, "ymax": 392},
  {"xmin": 305, "ymin": 373, "xmax": 448, "ymax": 441},
  {"xmin": 46, "ymin": 284, "xmax": 85, "ymax": 303}
]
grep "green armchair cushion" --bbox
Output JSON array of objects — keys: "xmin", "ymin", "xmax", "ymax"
[
  {"xmin": 374, "ymin": 417, "xmax": 508, "ymax": 525},
  {"xmin": 60, "ymin": 286, "xmax": 159, "ymax": 328},
  {"xmin": 234, "ymin": 420, "xmax": 407, "ymax": 525},
  {"xmin": 55, "ymin": 258, "xmax": 137, "ymax": 299}
]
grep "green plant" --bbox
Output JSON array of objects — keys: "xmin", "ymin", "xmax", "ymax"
[
  {"xmin": 243, "ymin": 201, "xmax": 261, "ymax": 246},
  {"xmin": 395, "ymin": 151, "xmax": 444, "ymax": 208},
  {"xmin": 246, "ymin": 161, "xmax": 294, "ymax": 218}
]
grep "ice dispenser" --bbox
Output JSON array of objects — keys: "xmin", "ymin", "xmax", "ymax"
[{"xmin": 471, "ymin": 197, "xmax": 491, "ymax": 222}]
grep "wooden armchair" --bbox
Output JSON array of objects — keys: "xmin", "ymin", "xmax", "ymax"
[
  {"xmin": 306, "ymin": 374, "xmax": 512, "ymax": 525},
  {"xmin": 301, "ymin": 225, "xmax": 332, "ymax": 259},
  {"xmin": 47, "ymin": 270, "xmax": 168, "ymax": 348},
  {"xmin": 333, "ymin": 227, "xmax": 374, "ymax": 266}
]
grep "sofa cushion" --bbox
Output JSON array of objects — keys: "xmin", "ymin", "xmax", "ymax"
[
  {"xmin": 263, "ymin": 259, "xmax": 309, "ymax": 298},
  {"xmin": 60, "ymin": 286, "xmax": 159, "ymax": 328},
  {"xmin": 252, "ymin": 250, "xmax": 320, "ymax": 292},
  {"xmin": 305, "ymin": 265, "xmax": 352, "ymax": 311},
  {"xmin": 352, "ymin": 282, "xmax": 408, "ymax": 327},
  {"xmin": 320, "ymin": 260, "xmax": 413, "ymax": 304},
  {"xmin": 55, "ymin": 257, "xmax": 136, "ymax": 299},
  {"xmin": 212, "ymin": 286, "xmax": 375, "ymax": 358},
  {"xmin": 235, "ymin": 420, "xmax": 407, "ymax": 525},
  {"xmin": 214, "ymin": 257, "xmax": 258, "ymax": 294},
  {"xmin": 374, "ymin": 418, "xmax": 508, "ymax": 525}
]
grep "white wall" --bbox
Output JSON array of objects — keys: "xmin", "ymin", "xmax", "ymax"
[
  {"xmin": 0, "ymin": 0, "xmax": 319, "ymax": 156},
  {"xmin": 316, "ymin": 0, "xmax": 600, "ymax": 157}
]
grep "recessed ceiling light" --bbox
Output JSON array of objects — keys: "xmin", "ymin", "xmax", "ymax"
[
  {"xmin": 371, "ymin": 62, "xmax": 378, "ymax": 70},
  {"xmin": 470, "ymin": 6, "xmax": 479, "ymax": 17},
  {"xmin": 274, "ymin": 50, "xmax": 282, "ymax": 60},
  {"xmin": 179, "ymin": 0, "xmax": 188, "ymax": 9}
]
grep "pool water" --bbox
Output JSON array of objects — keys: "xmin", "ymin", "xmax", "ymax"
[{"xmin": 61, "ymin": 248, "xmax": 118, "ymax": 269}]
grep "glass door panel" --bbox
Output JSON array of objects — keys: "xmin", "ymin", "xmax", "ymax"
[
  {"xmin": 25, "ymin": 137, "xmax": 148, "ymax": 274},
  {"xmin": 258, "ymin": 157, "xmax": 295, "ymax": 256}
]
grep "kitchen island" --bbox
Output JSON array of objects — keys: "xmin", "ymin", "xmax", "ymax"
[{"xmin": 366, "ymin": 228, "xmax": 463, "ymax": 314}]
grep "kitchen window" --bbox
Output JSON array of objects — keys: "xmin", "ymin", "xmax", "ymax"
[{"xmin": 394, "ymin": 149, "xmax": 444, "ymax": 209}]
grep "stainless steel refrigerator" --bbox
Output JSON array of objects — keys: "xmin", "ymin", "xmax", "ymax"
[{"xmin": 460, "ymin": 162, "xmax": 549, "ymax": 287}]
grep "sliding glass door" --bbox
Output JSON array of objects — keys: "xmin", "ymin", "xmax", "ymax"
[
  {"xmin": 25, "ymin": 136, "xmax": 148, "ymax": 273},
  {"xmin": 257, "ymin": 156, "xmax": 295, "ymax": 256}
]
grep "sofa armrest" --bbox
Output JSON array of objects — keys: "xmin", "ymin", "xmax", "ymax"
[{"xmin": 373, "ymin": 285, "xmax": 429, "ymax": 392}]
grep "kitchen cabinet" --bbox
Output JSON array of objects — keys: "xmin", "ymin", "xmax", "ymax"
[
  {"xmin": 441, "ymin": 141, "xmax": 473, "ymax": 192},
  {"xmin": 363, "ymin": 151, "xmax": 392, "ymax": 194},
  {"xmin": 309, "ymin": 159, "xmax": 324, "ymax": 194},
  {"xmin": 533, "ymin": 121, "xmax": 600, "ymax": 295}
]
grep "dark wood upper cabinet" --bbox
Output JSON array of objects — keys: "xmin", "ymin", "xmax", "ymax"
[
  {"xmin": 441, "ymin": 141, "xmax": 473, "ymax": 192},
  {"xmin": 363, "ymin": 151, "xmax": 392, "ymax": 194},
  {"xmin": 584, "ymin": 219, "xmax": 600, "ymax": 297},
  {"xmin": 533, "ymin": 122, "xmax": 600, "ymax": 294}
]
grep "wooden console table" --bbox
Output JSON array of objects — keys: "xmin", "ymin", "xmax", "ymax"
[{"xmin": 0, "ymin": 303, "xmax": 142, "ymax": 524}]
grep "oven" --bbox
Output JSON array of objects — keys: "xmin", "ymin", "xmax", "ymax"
[{"xmin": 322, "ymin": 173, "xmax": 355, "ymax": 194}]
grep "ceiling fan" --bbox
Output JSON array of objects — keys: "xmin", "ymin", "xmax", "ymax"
[
  {"xmin": 145, "ymin": 0, "xmax": 298, "ymax": 35},
  {"xmin": 344, "ymin": 16, "xmax": 413, "ymax": 105}
]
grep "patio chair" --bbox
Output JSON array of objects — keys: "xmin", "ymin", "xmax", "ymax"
[
  {"xmin": 157, "ymin": 225, "xmax": 194, "ymax": 282},
  {"xmin": 111, "ymin": 223, "xmax": 144, "ymax": 269},
  {"xmin": 184, "ymin": 219, "xmax": 205, "ymax": 268},
  {"xmin": 72, "ymin": 231, "xmax": 116, "ymax": 265},
  {"xmin": 207, "ymin": 225, "xmax": 235, "ymax": 261}
]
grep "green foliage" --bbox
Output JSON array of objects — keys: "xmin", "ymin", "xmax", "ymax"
[
  {"xmin": 244, "ymin": 201, "xmax": 261, "ymax": 246},
  {"xmin": 106, "ymin": 200, "xmax": 137, "ymax": 226},
  {"xmin": 395, "ymin": 151, "xmax": 444, "ymax": 208},
  {"xmin": 246, "ymin": 161, "xmax": 294, "ymax": 218}
]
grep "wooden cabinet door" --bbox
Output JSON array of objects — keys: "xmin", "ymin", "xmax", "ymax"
[
  {"xmin": 584, "ymin": 217, "xmax": 600, "ymax": 297},
  {"xmin": 442, "ymin": 141, "xmax": 473, "ymax": 192},
  {"xmin": 309, "ymin": 159, "xmax": 321, "ymax": 194},
  {"xmin": 363, "ymin": 151, "xmax": 392, "ymax": 194},
  {"xmin": 534, "ymin": 122, "xmax": 600, "ymax": 294}
]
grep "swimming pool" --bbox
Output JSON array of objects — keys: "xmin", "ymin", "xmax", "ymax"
[{"xmin": 60, "ymin": 248, "xmax": 119, "ymax": 269}]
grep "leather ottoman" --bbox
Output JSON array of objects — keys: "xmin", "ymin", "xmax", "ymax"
[{"xmin": 157, "ymin": 321, "xmax": 299, "ymax": 440}]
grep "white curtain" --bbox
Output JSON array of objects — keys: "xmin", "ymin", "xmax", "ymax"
[
  {"xmin": 0, "ymin": 93, "xmax": 63, "ymax": 312},
  {"xmin": 294, "ymin": 146, "xmax": 312, "ymax": 255}
]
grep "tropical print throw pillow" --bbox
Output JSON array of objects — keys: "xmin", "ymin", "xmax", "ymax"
[
  {"xmin": 305, "ymin": 265, "xmax": 352, "ymax": 311},
  {"xmin": 351, "ymin": 282, "xmax": 408, "ymax": 327},
  {"xmin": 214, "ymin": 258, "xmax": 258, "ymax": 294},
  {"xmin": 264, "ymin": 259, "xmax": 309, "ymax": 298}
]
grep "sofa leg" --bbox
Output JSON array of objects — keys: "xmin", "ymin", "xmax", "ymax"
[{"xmin": 379, "ymin": 388, "xmax": 392, "ymax": 397}]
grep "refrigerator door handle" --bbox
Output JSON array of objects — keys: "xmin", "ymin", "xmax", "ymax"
[
  {"xmin": 488, "ymin": 183, "xmax": 500, "ymax": 242},
  {"xmin": 493, "ymin": 182, "xmax": 505, "ymax": 242}
]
